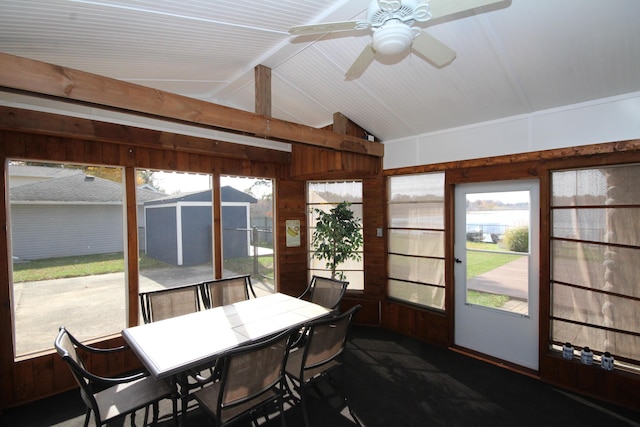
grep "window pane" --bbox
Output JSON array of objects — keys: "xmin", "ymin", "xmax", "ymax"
[
  {"xmin": 388, "ymin": 203, "xmax": 444, "ymax": 229},
  {"xmin": 221, "ymin": 176, "xmax": 275, "ymax": 295},
  {"xmin": 388, "ymin": 254, "xmax": 444, "ymax": 286},
  {"xmin": 387, "ymin": 173, "xmax": 445, "ymax": 310},
  {"xmin": 307, "ymin": 181, "xmax": 363, "ymax": 290},
  {"xmin": 309, "ymin": 254, "xmax": 363, "ymax": 271},
  {"xmin": 388, "ymin": 279, "xmax": 445, "ymax": 310},
  {"xmin": 10, "ymin": 161, "xmax": 126, "ymax": 357},
  {"xmin": 389, "ymin": 229, "xmax": 444, "ymax": 257},
  {"xmin": 552, "ymin": 165, "xmax": 640, "ymax": 206},
  {"xmin": 137, "ymin": 170, "xmax": 214, "ymax": 301},
  {"xmin": 465, "ymin": 190, "xmax": 530, "ymax": 315},
  {"xmin": 308, "ymin": 181, "xmax": 362, "ymax": 203},
  {"xmin": 553, "ymin": 207, "xmax": 640, "ymax": 245},
  {"xmin": 553, "ymin": 284, "xmax": 640, "ymax": 334},
  {"xmin": 552, "ymin": 239, "xmax": 605, "ymax": 287},
  {"xmin": 551, "ymin": 165, "xmax": 640, "ymax": 371},
  {"xmin": 388, "ymin": 174, "xmax": 444, "ymax": 201}
]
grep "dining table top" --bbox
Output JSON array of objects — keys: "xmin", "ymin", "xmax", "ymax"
[{"xmin": 122, "ymin": 292, "xmax": 331, "ymax": 379}]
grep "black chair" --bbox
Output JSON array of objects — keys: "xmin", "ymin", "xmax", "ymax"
[
  {"xmin": 140, "ymin": 282, "xmax": 213, "ymax": 413},
  {"xmin": 193, "ymin": 329, "xmax": 295, "ymax": 427},
  {"xmin": 54, "ymin": 326, "xmax": 172, "ymax": 427},
  {"xmin": 299, "ymin": 275, "xmax": 348, "ymax": 311},
  {"xmin": 201, "ymin": 274, "xmax": 256, "ymax": 309},
  {"xmin": 284, "ymin": 305, "xmax": 362, "ymax": 427},
  {"xmin": 139, "ymin": 282, "xmax": 203, "ymax": 324}
]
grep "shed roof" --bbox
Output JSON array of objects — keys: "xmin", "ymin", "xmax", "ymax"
[{"xmin": 143, "ymin": 186, "xmax": 257, "ymax": 206}]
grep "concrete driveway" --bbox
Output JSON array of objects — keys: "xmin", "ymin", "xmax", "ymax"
[{"xmin": 12, "ymin": 266, "xmax": 273, "ymax": 357}]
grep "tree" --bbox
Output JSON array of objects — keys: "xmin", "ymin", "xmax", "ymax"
[
  {"xmin": 311, "ymin": 201, "xmax": 363, "ymax": 280},
  {"xmin": 136, "ymin": 170, "xmax": 161, "ymax": 191}
]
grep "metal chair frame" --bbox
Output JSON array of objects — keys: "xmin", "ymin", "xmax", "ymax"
[
  {"xmin": 54, "ymin": 326, "xmax": 172, "ymax": 427},
  {"xmin": 284, "ymin": 305, "xmax": 362, "ymax": 427},
  {"xmin": 193, "ymin": 328, "xmax": 295, "ymax": 427},
  {"xmin": 298, "ymin": 275, "xmax": 348, "ymax": 311},
  {"xmin": 139, "ymin": 282, "xmax": 203, "ymax": 324},
  {"xmin": 201, "ymin": 274, "xmax": 256, "ymax": 309}
]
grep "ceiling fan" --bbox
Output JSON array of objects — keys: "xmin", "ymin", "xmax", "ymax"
[{"xmin": 289, "ymin": 0, "xmax": 505, "ymax": 79}]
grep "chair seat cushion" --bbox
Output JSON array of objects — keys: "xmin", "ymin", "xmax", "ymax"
[
  {"xmin": 95, "ymin": 376, "xmax": 172, "ymax": 422},
  {"xmin": 285, "ymin": 348, "xmax": 340, "ymax": 383},
  {"xmin": 194, "ymin": 382, "xmax": 279, "ymax": 424}
]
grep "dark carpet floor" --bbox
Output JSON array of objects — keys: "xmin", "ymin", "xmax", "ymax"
[{"xmin": 2, "ymin": 326, "xmax": 640, "ymax": 426}]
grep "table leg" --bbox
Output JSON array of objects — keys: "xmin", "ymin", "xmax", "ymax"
[
  {"xmin": 177, "ymin": 373, "xmax": 190, "ymax": 426},
  {"xmin": 168, "ymin": 376, "xmax": 180, "ymax": 427}
]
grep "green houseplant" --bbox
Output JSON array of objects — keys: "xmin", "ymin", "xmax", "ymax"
[{"xmin": 311, "ymin": 201, "xmax": 363, "ymax": 280}]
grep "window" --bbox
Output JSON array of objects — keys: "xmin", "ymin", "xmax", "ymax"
[
  {"xmin": 387, "ymin": 173, "xmax": 445, "ymax": 310},
  {"xmin": 220, "ymin": 176, "xmax": 275, "ymax": 294},
  {"xmin": 9, "ymin": 161, "xmax": 126, "ymax": 357},
  {"xmin": 136, "ymin": 170, "xmax": 214, "ymax": 299},
  {"xmin": 551, "ymin": 164, "xmax": 640, "ymax": 371},
  {"xmin": 307, "ymin": 181, "xmax": 363, "ymax": 290}
]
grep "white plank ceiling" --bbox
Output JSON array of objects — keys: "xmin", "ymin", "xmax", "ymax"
[{"xmin": 1, "ymin": 0, "xmax": 639, "ymax": 142}]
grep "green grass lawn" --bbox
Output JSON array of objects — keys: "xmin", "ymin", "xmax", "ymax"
[
  {"xmin": 12, "ymin": 252, "xmax": 170, "ymax": 282},
  {"xmin": 466, "ymin": 241, "xmax": 522, "ymax": 279},
  {"xmin": 224, "ymin": 256, "xmax": 274, "ymax": 285},
  {"xmin": 13, "ymin": 251, "xmax": 275, "ymax": 285},
  {"xmin": 465, "ymin": 241, "xmax": 523, "ymax": 308}
]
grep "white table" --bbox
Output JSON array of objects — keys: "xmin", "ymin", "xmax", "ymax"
[{"xmin": 122, "ymin": 293, "xmax": 331, "ymax": 423}]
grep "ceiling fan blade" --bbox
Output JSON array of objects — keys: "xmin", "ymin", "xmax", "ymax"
[
  {"xmin": 289, "ymin": 20, "xmax": 366, "ymax": 36},
  {"xmin": 428, "ymin": 0, "xmax": 506, "ymax": 20},
  {"xmin": 411, "ymin": 32, "xmax": 456, "ymax": 67},
  {"xmin": 345, "ymin": 45, "xmax": 376, "ymax": 80}
]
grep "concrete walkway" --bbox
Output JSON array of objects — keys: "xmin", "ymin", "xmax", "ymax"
[
  {"xmin": 467, "ymin": 256, "xmax": 529, "ymax": 300},
  {"xmin": 467, "ymin": 256, "xmax": 529, "ymax": 314}
]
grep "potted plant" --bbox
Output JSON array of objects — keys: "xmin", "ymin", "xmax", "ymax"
[{"xmin": 311, "ymin": 201, "xmax": 363, "ymax": 280}]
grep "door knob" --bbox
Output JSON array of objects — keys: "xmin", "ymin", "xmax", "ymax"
[{"xmin": 455, "ymin": 258, "xmax": 462, "ymax": 264}]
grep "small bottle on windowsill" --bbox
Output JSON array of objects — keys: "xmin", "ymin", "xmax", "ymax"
[
  {"xmin": 562, "ymin": 342, "xmax": 574, "ymax": 360},
  {"xmin": 601, "ymin": 352, "xmax": 615, "ymax": 371},
  {"xmin": 581, "ymin": 347, "xmax": 593, "ymax": 365}
]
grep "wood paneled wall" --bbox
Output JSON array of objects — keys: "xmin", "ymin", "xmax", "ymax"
[
  {"xmin": 278, "ymin": 144, "xmax": 385, "ymax": 326},
  {"xmin": 0, "ymin": 110, "xmax": 384, "ymax": 409}
]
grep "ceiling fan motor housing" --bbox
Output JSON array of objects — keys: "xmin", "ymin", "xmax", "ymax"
[
  {"xmin": 368, "ymin": 0, "xmax": 430, "ymax": 56},
  {"xmin": 372, "ymin": 21, "xmax": 417, "ymax": 55}
]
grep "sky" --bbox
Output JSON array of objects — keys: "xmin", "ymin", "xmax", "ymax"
[{"xmin": 151, "ymin": 171, "xmax": 270, "ymax": 197}]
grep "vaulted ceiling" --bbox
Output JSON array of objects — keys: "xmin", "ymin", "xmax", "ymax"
[{"xmin": 1, "ymin": 0, "xmax": 639, "ymax": 143}]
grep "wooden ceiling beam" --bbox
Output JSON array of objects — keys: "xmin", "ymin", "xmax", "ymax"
[
  {"xmin": 0, "ymin": 53, "xmax": 384, "ymax": 157},
  {"xmin": 255, "ymin": 64, "xmax": 271, "ymax": 118},
  {"xmin": 0, "ymin": 106, "xmax": 291, "ymax": 163}
]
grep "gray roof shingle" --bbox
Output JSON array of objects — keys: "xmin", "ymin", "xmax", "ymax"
[{"xmin": 10, "ymin": 174, "xmax": 165, "ymax": 203}]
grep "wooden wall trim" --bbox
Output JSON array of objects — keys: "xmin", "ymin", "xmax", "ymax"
[
  {"xmin": 124, "ymin": 167, "xmax": 140, "ymax": 326},
  {"xmin": 384, "ymin": 139, "xmax": 640, "ymax": 175},
  {"xmin": 0, "ymin": 52, "xmax": 383, "ymax": 157},
  {"xmin": 0, "ymin": 155, "xmax": 16, "ymax": 408}
]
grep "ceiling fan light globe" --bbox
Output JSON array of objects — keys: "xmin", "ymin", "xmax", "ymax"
[{"xmin": 372, "ymin": 21, "xmax": 414, "ymax": 55}]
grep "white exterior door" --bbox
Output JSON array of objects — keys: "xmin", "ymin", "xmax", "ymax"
[{"xmin": 454, "ymin": 180, "xmax": 539, "ymax": 370}]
